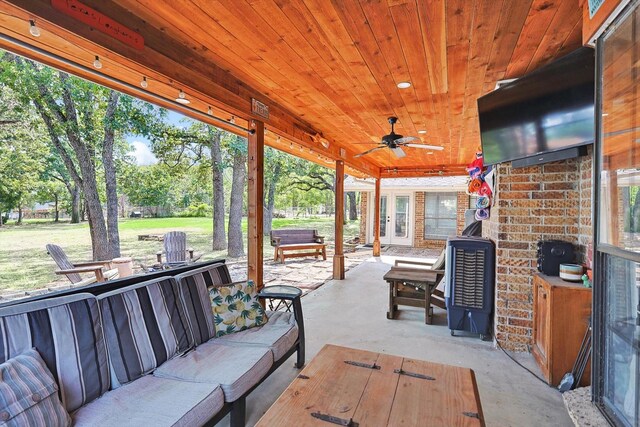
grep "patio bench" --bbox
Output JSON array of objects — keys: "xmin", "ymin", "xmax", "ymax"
[
  {"xmin": 0, "ymin": 262, "xmax": 304, "ymax": 427},
  {"xmin": 270, "ymin": 229, "xmax": 326, "ymax": 264}
]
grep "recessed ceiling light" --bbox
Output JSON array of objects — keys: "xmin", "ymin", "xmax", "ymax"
[
  {"xmin": 602, "ymin": 113, "xmax": 609, "ymax": 117},
  {"xmin": 176, "ymin": 89, "xmax": 190, "ymax": 104},
  {"xmin": 397, "ymin": 81, "xmax": 411, "ymax": 89},
  {"xmin": 427, "ymin": 152, "xmax": 434, "ymax": 155},
  {"xmin": 418, "ymin": 130, "xmax": 427, "ymax": 134}
]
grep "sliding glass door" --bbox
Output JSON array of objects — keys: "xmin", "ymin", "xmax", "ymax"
[{"xmin": 595, "ymin": 3, "xmax": 640, "ymax": 426}]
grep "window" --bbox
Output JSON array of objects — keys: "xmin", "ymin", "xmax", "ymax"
[{"xmin": 424, "ymin": 192, "xmax": 457, "ymax": 239}]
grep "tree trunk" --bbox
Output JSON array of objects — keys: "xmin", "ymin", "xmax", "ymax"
[
  {"xmin": 102, "ymin": 91, "xmax": 121, "ymax": 259},
  {"xmin": 263, "ymin": 162, "xmax": 281, "ymax": 236},
  {"xmin": 17, "ymin": 205, "xmax": 23, "ymax": 224},
  {"xmin": 71, "ymin": 186, "xmax": 80, "ymax": 223},
  {"xmin": 347, "ymin": 191, "xmax": 357, "ymax": 220},
  {"xmin": 211, "ymin": 130, "xmax": 226, "ymax": 250},
  {"xmin": 54, "ymin": 193, "xmax": 59, "ymax": 222},
  {"xmin": 228, "ymin": 149, "xmax": 246, "ymax": 258}
]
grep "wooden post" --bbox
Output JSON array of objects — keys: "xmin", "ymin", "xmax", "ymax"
[
  {"xmin": 248, "ymin": 120, "xmax": 264, "ymax": 290},
  {"xmin": 373, "ymin": 178, "xmax": 381, "ymax": 256},
  {"xmin": 333, "ymin": 160, "xmax": 345, "ymax": 280}
]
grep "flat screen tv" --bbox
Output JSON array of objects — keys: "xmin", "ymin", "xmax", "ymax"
[{"xmin": 478, "ymin": 47, "xmax": 595, "ymax": 166}]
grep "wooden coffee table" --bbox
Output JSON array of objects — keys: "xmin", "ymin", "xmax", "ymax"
[{"xmin": 256, "ymin": 344, "xmax": 484, "ymax": 427}]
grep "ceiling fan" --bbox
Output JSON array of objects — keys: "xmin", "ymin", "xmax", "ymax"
[{"xmin": 354, "ymin": 117, "xmax": 444, "ymax": 158}]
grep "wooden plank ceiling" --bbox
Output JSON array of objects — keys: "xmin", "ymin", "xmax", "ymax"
[{"xmin": 0, "ymin": 0, "xmax": 583, "ymax": 177}]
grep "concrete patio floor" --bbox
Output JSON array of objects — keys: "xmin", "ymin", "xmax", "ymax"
[{"xmin": 220, "ymin": 252, "xmax": 573, "ymax": 427}]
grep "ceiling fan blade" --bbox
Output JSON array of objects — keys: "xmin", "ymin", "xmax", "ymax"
[
  {"xmin": 354, "ymin": 145, "xmax": 386, "ymax": 158},
  {"xmin": 405, "ymin": 143, "xmax": 445, "ymax": 151},
  {"xmin": 394, "ymin": 136, "xmax": 419, "ymax": 144},
  {"xmin": 391, "ymin": 146, "xmax": 406, "ymax": 158}
]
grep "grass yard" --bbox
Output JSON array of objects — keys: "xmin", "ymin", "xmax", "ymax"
[{"xmin": 0, "ymin": 216, "xmax": 360, "ymax": 293}]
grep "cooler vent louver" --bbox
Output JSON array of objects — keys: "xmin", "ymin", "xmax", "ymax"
[{"xmin": 452, "ymin": 248, "xmax": 485, "ymax": 309}]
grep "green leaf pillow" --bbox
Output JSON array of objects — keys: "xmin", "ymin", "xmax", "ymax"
[{"xmin": 209, "ymin": 280, "xmax": 268, "ymax": 337}]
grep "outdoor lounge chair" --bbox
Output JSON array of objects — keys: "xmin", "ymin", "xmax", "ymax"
[
  {"xmin": 156, "ymin": 231, "xmax": 202, "ymax": 265},
  {"xmin": 46, "ymin": 243, "xmax": 118, "ymax": 286}
]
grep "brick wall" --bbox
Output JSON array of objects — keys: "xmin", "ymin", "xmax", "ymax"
[{"xmin": 483, "ymin": 149, "xmax": 593, "ymax": 351}]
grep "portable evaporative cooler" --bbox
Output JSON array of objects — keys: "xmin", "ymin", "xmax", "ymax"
[{"xmin": 445, "ymin": 237, "xmax": 496, "ymax": 339}]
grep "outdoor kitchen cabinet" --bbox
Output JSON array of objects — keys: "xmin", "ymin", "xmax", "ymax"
[{"xmin": 532, "ymin": 274, "xmax": 592, "ymax": 387}]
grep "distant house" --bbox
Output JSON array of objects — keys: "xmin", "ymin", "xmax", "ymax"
[{"xmin": 345, "ymin": 176, "xmax": 471, "ymax": 249}]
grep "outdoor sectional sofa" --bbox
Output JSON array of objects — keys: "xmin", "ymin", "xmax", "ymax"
[{"xmin": 0, "ymin": 261, "xmax": 305, "ymax": 426}]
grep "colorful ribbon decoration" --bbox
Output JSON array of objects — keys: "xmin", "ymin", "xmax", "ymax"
[
  {"xmin": 476, "ymin": 196, "xmax": 491, "ymax": 209},
  {"xmin": 478, "ymin": 181, "xmax": 492, "ymax": 197},
  {"xmin": 468, "ymin": 178, "xmax": 483, "ymax": 194},
  {"xmin": 475, "ymin": 208, "xmax": 490, "ymax": 221}
]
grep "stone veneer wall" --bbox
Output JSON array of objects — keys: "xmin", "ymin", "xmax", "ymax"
[
  {"xmin": 483, "ymin": 149, "xmax": 593, "ymax": 351},
  {"xmin": 359, "ymin": 192, "xmax": 368, "ymax": 243},
  {"xmin": 358, "ymin": 190, "xmax": 468, "ymax": 249}
]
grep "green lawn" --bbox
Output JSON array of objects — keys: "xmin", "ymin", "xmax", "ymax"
[{"xmin": 0, "ymin": 216, "xmax": 360, "ymax": 292}]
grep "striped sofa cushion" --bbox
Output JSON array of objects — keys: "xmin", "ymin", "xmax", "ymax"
[
  {"xmin": 0, "ymin": 348, "xmax": 71, "ymax": 426},
  {"xmin": 98, "ymin": 277, "xmax": 191, "ymax": 386},
  {"xmin": 174, "ymin": 263, "xmax": 232, "ymax": 346},
  {"xmin": 0, "ymin": 294, "xmax": 110, "ymax": 413}
]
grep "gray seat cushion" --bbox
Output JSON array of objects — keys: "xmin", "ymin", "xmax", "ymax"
[
  {"xmin": 72, "ymin": 375, "xmax": 224, "ymax": 427},
  {"xmin": 154, "ymin": 341, "xmax": 273, "ymax": 402},
  {"xmin": 216, "ymin": 311, "xmax": 298, "ymax": 361}
]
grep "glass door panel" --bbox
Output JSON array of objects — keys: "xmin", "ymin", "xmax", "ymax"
[
  {"xmin": 379, "ymin": 196, "xmax": 387, "ymax": 238},
  {"xmin": 394, "ymin": 196, "xmax": 409, "ymax": 238},
  {"xmin": 596, "ymin": 4, "xmax": 640, "ymax": 426}
]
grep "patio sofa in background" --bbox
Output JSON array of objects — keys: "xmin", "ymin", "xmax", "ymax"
[{"xmin": 0, "ymin": 262, "xmax": 305, "ymax": 427}]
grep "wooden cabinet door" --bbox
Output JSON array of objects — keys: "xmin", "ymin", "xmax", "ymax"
[{"xmin": 534, "ymin": 283, "xmax": 550, "ymax": 362}]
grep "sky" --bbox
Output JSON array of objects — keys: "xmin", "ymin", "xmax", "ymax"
[{"xmin": 126, "ymin": 109, "xmax": 196, "ymax": 166}]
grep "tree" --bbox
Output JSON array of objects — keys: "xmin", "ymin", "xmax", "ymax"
[
  {"xmin": 1, "ymin": 53, "xmax": 157, "ymax": 257},
  {"xmin": 120, "ymin": 164, "xmax": 175, "ymax": 216},
  {"xmin": 228, "ymin": 135, "xmax": 246, "ymax": 257},
  {"xmin": 35, "ymin": 180, "xmax": 67, "ymax": 222},
  {"xmin": 263, "ymin": 147, "xmax": 292, "ymax": 236},
  {"xmin": 211, "ymin": 128, "xmax": 226, "ymax": 250},
  {"xmin": 347, "ymin": 191, "xmax": 358, "ymax": 221},
  {"xmin": 1, "ymin": 54, "xmax": 128, "ymax": 259},
  {"xmin": 0, "ymin": 85, "xmax": 47, "ymax": 225}
]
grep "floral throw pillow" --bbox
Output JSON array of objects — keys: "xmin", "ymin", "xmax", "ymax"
[{"xmin": 209, "ymin": 280, "xmax": 268, "ymax": 337}]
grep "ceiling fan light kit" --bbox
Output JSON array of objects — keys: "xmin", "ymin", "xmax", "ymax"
[{"xmin": 354, "ymin": 117, "xmax": 443, "ymax": 158}]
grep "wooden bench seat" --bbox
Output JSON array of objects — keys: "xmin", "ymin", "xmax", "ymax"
[{"xmin": 270, "ymin": 229, "xmax": 327, "ymax": 264}]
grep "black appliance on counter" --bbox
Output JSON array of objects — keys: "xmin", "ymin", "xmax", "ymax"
[{"xmin": 537, "ymin": 240, "xmax": 575, "ymax": 276}]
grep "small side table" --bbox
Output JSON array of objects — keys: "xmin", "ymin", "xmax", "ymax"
[
  {"xmin": 383, "ymin": 267, "xmax": 443, "ymax": 324},
  {"xmin": 258, "ymin": 285, "xmax": 305, "ymax": 368}
]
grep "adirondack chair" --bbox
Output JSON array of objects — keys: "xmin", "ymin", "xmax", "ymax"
[
  {"xmin": 46, "ymin": 244, "xmax": 118, "ymax": 286},
  {"xmin": 156, "ymin": 231, "xmax": 202, "ymax": 265}
]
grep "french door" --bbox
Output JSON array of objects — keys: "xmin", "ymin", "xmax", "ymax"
[{"xmin": 372, "ymin": 192, "xmax": 412, "ymax": 246}]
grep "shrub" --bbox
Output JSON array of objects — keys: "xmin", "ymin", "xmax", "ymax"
[{"xmin": 178, "ymin": 203, "xmax": 212, "ymax": 217}]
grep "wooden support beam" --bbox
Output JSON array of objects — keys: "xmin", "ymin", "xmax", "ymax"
[
  {"xmin": 373, "ymin": 178, "xmax": 381, "ymax": 257},
  {"xmin": 248, "ymin": 120, "xmax": 264, "ymax": 290},
  {"xmin": 333, "ymin": 160, "xmax": 345, "ymax": 280}
]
